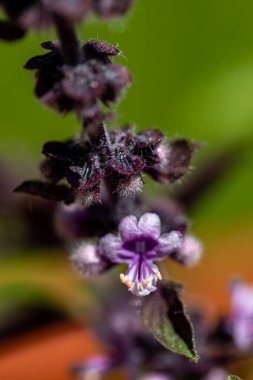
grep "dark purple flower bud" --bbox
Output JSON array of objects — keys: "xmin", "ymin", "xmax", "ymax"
[
  {"xmin": 135, "ymin": 129, "xmax": 164, "ymax": 164},
  {"xmin": 40, "ymin": 158, "xmax": 67, "ymax": 182},
  {"xmin": 0, "ymin": 0, "xmax": 93, "ymax": 40},
  {"xmin": 109, "ymin": 150, "xmax": 145, "ymax": 175},
  {"xmin": 61, "ymin": 63, "xmax": 106, "ymax": 104},
  {"xmin": 94, "ymin": 0, "xmax": 134, "ymax": 18},
  {"xmin": 25, "ymin": 40, "xmax": 131, "ymax": 116},
  {"xmin": 146, "ymin": 139, "xmax": 200, "ymax": 184},
  {"xmin": 70, "ymin": 241, "xmax": 113, "ymax": 275},
  {"xmin": 101, "ymin": 63, "xmax": 132, "ymax": 105}
]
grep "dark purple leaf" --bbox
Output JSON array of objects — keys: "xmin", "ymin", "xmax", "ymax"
[
  {"xmin": 14, "ymin": 181, "xmax": 74, "ymax": 203},
  {"xmin": 0, "ymin": 21, "xmax": 25, "ymax": 41},
  {"xmin": 85, "ymin": 39, "xmax": 121, "ymax": 56},
  {"xmin": 40, "ymin": 158, "xmax": 67, "ymax": 182},
  {"xmin": 24, "ymin": 52, "xmax": 58, "ymax": 70}
]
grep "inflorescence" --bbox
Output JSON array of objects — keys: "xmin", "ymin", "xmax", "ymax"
[
  {"xmin": 12, "ymin": 0, "xmax": 202, "ymax": 299},
  {"xmin": 6, "ymin": 2, "xmax": 250, "ymax": 379}
]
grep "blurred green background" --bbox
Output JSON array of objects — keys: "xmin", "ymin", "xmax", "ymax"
[{"xmin": 0, "ymin": 0, "xmax": 253, "ymax": 379}]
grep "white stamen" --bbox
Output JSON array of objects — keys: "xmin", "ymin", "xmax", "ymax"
[
  {"xmin": 156, "ymin": 272, "xmax": 162, "ymax": 280},
  {"xmin": 142, "ymin": 279, "xmax": 150, "ymax": 287},
  {"xmin": 119, "ymin": 274, "xmax": 133, "ymax": 288}
]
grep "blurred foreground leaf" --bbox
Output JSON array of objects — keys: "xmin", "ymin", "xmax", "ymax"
[
  {"xmin": 225, "ymin": 376, "xmax": 242, "ymax": 380},
  {"xmin": 140, "ymin": 280, "xmax": 198, "ymax": 361},
  {"xmin": 0, "ymin": 282, "xmax": 66, "ymax": 338}
]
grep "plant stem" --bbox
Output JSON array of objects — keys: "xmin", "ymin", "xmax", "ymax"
[{"xmin": 53, "ymin": 13, "xmax": 81, "ymax": 66}]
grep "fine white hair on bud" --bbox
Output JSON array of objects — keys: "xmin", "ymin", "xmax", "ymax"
[{"xmin": 117, "ymin": 174, "xmax": 143, "ymax": 197}]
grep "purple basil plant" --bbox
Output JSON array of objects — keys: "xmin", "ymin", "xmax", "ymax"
[
  {"xmin": 71, "ymin": 212, "xmax": 201, "ymax": 296},
  {"xmin": 3, "ymin": 0, "xmax": 243, "ymax": 378}
]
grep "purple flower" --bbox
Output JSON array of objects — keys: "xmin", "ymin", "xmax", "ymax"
[
  {"xmin": 139, "ymin": 375, "xmax": 172, "ymax": 380},
  {"xmin": 70, "ymin": 241, "xmax": 112, "ymax": 275},
  {"xmin": 204, "ymin": 368, "xmax": 228, "ymax": 380},
  {"xmin": 99, "ymin": 213, "xmax": 182, "ymax": 296},
  {"xmin": 228, "ymin": 280, "xmax": 253, "ymax": 349},
  {"xmin": 72, "ymin": 355, "xmax": 115, "ymax": 379},
  {"xmin": 171, "ymin": 234, "xmax": 202, "ymax": 266}
]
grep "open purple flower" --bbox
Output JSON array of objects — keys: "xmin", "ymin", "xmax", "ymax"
[{"xmin": 99, "ymin": 213, "xmax": 182, "ymax": 296}]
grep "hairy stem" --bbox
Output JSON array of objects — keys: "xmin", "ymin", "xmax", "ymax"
[{"xmin": 53, "ymin": 13, "xmax": 81, "ymax": 66}]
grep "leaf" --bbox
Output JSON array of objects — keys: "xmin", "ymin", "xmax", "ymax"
[
  {"xmin": 14, "ymin": 180, "xmax": 74, "ymax": 203},
  {"xmin": 140, "ymin": 280, "xmax": 198, "ymax": 361},
  {"xmin": 225, "ymin": 376, "xmax": 242, "ymax": 380}
]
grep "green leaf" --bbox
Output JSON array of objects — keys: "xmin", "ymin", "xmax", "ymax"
[
  {"xmin": 225, "ymin": 376, "xmax": 242, "ymax": 380},
  {"xmin": 140, "ymin": 280, "xmax": 198, "ymax": 361}
]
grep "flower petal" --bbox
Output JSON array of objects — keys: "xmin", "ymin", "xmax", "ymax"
[
  {"xmin": 156, "ymin": 231, "xmax": 182, "ymax": 258},
  {"xmin": 119, "ymin": 215, "xmax": 140, "ymax": 241},
  {"xmin": 99, "ymin": 233, "xmax": 122, "ymax": 263},
  {"xmin": 121, "ymin": 259, "xmax": 160, "ymax": 297},
  {"xmin": 129, "ymin": 281, "xmax": 157, "ymax": 297},
  {"xmin": 138, "ymin": 213, "xmax": 161, "ymax": 238}
]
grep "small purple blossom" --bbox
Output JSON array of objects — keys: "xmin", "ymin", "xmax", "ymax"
[
  {"xmin": 171, "ymin": 234, "xmax": 202, "ymax": 266},
  {"xmin": 70, "ymin": 241, "xmax": 111, "ymax": 275},
  {"xmin": 99, "ymin": 213, "xmax": 182, "ymax": 296},
  {"xmin": 228, "ymin": 280, "xmax": 253, "ymax": 349},
  {"xmin": 72, "ymin": 355, "xmax": 114, "ymax": 379},
  {"xmin": 204, "ymin": 368, "xmax": 228, "ymax": 380},
  {"xmin": 139, "ymin": 375, "xmax": 172, "ymax": 380}
]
